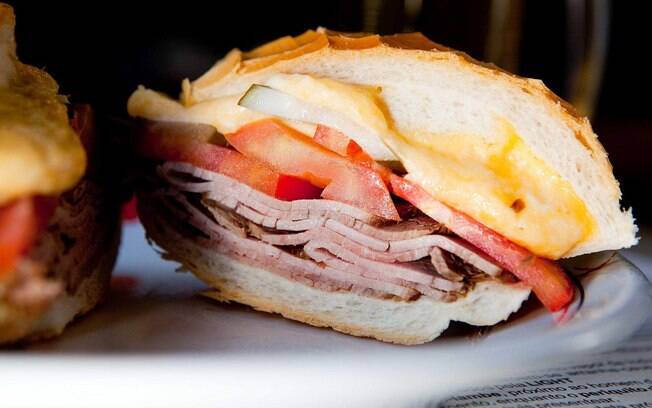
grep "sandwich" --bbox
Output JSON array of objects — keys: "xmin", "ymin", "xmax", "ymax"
[
  {"xmin": 127, "ymin": 29, "xmax": 637, "ymax": 344},
  {"xmin": 0, "ymin": 4, "xmax": 121, "ymax": 344}
]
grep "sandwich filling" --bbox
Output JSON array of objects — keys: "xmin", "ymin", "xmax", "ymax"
[
  {"xmin": 129, "ymin": 73, "xmax": 595, "ymax": 259},
  {"xmin": 142, "ymin": 161, "xmax": 513, "ymax": 301},
  {"xmin": 134, "ymin": 119, "xmax": 573, "ymax": 311},
  {"xmin": 0, "ymin": 180, "xmax": 110, "ymax": 311},
  {"xmin": 1, "ymin": 5, "xmax": 99, "ymax": 337}
]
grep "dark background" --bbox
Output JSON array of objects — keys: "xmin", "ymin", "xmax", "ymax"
[{"xmin": 8, "ymin": 0, "xmax": 651, "ymax": 221}]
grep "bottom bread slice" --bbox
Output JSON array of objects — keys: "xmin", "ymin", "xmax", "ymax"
[{"xmin": 141, "ymin": 206, "xmax": 531, "ymax": 345}]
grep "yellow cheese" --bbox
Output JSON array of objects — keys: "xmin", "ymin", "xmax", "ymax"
[
  {"xmin": 264, "ymin": 74, "xmax": 396, "ymax": 161},
  {"xmin": 127, "ymin": 87, "xmax": 317, "ymax": 136},
  {"xmin": 392, "ymin": 120, "xmax": 594, "ymax": 259},
  {"xmin": 128, "ymin": 76, "xmax": 594, "ymax": 259}
]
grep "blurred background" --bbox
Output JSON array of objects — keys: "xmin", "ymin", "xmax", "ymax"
[{"xmin": 9, "ymin": 0, "xmax": 652, "ymax": 222}]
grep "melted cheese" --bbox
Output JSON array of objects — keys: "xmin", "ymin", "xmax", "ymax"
[
  {"xmin": 128, "ymin": 87, "xmax": 317, "ymax": 136},
  {"xmin": 264, "ymin": 74, "xmax": 397, "ymax": 161},
  {"xmin": 128, "ymin": 76, "xmax": 594, "ymax": 259},
  {"xmin": 393, "ymin": 121, "xmax": 594, "ymax": 259}
]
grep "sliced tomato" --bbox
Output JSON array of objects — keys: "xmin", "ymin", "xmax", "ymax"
[
  {"xmin": 313, "ymin": 125, "xmax": 355, "ymax": 157},
  {"xmin": 390, "ymin": 174, "xmax": 575, "ymax": 312},
  {"xmin": 226, "ymin": 119, "xmax": 400, "ymax": 220},
  {"xmin": 313, "ymin": 125, "xmax": 393, "ymax": 183},
  {"xmin": 0, "ymin": 198, "xmax": 39, "ymax": 278},
  {"xmin": 275, "ymin": 175, "xmax": 323, "ymax": 201},
  {"xmin": 137, "ymin": 122, "xmax": 279, "ymax": 196},
  {"xmin": 137, "ymin": 121, "xmax": 322, "ymax": 201}
]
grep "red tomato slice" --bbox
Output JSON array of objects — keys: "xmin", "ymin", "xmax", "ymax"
[
  {"xmin": 0, "ymin": 198, "xmax": 39, "ymax": 278},
  {"xmin": 314, "ymin": 125, "xmax": 355, "ymax": 157},
  {"xmin": 390, "ymin": 174, "xmax": 575, "ymax": 312},
  {"xmin": 226, "ymin": 120, "xmax": 400, "ymax": 220},
  {"xmin": 313, "ymin": 125, "xmax": 393, "ymax": 183},
  {"xmin": 275, "ymin": 175, "xmax": 323, "ymax": 201},
  {"xmin": 137, "ymin": 122, "xmax": 280, "ymax": 197},
  {"xmin": 137, "ymin": 122, "xmax": 323, "ymax": 201}
]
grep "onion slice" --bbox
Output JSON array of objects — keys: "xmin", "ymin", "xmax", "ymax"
[{"xmin": 237, "ymin": 84, "xmax": 398, "ymax": 161}]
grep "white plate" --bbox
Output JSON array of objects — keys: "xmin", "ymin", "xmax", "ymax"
[{"xmin": 2, "ymin": 224, "xmax": 651, "ymax": 408}]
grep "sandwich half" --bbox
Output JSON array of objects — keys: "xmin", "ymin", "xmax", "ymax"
[
  {"xmin": 127, "ymin": 29, "xmax": 637, "ymax": 344},
  {"xmin": 0, "ymin": 4, "xmax": 121, "ymax": 344}
]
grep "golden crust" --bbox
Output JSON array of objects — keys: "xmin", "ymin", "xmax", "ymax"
[
  {"xmin": 0, "ymin": 4, "xmax": 86, "ymax": 205},
  {"xmin": 240, "ymin": 30, "xmax": 329, "ymax": 74}
]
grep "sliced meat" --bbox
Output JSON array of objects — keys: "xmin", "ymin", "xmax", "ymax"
[
  {"xmin": 430, "ymin": 247, "xmax": 464, "ymax": 282},
  {"xmin": 275, "ymin": 217, "xmax": 324, "ymax": 231},
  {"xmin": 324, "ymin": 219, "xmax": 389, "ymax": 251},
  {"xmin": 168, "ymin": 191, "xmax": 463, "ymax": 296},
  {"xmin": 351, "ymin": 216, "xmax": 444, "ymax": 241},
  {"xmin": 304, "ymin": 240, "xmax": 463, "ymax": 292},
  {"xmin": 256, "ymin": 226, "xmax": 430, "ymax": 263},
  {"xmin": 159, "ymin": 162, "xmax": 379, "ymax": 226},
  {"xmin": 410, "ymin": 283, "xmax": 452, "ymax": 301},
  {"xmin": 390, "ymin": 235, "xmax": 503, "ymax": 277},
  {"xmin": 29, "ymin": 180, "xmax": 117, "ymax": 293},
  {"xmin": 301, "ymin": 247, "xmax": 422, "ymax": 298},
  {"xmin": 154, "ymin": 162, "xmax": 505, "ymax": 302},
  {"xmin": 202, "ymin": 200, "xmax": 247, "ymax": 238},
  {"xmin": 158, "ymin": 193, "xmax": 415, "ymax": 299}
]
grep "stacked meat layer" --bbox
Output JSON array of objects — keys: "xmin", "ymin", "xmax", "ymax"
[{"xmin": 151, "ymin": 162, "xmax": 509, "ymax": 302}]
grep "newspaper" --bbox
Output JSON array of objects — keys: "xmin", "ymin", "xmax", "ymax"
[
  {"xmin": 441, "ymin": 332, "xmax": 652, "ymax": 407},
  {"xmin": 441, "ymin": 243, "xmax": 652, "ymax": 408}
]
